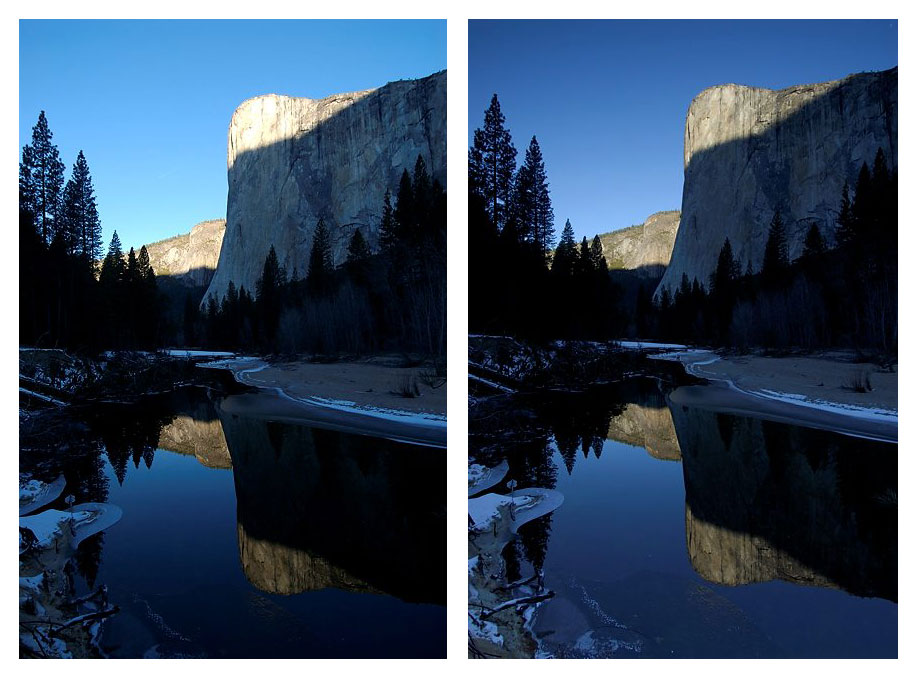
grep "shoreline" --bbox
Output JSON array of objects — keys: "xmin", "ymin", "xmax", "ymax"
[
  {"xmin": 656, "ymin": 350, "xmax": 897, "ymax": 443},
  {"xmin": 201, "ymin": 357, "xmax": 447, "ymax": 448}
]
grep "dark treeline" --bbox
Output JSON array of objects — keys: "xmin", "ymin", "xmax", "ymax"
[
  {"xmin": 469, "ymin": 94, "xmax": 896, "ymax": 354},
  {"xmin": 192, "ymin": 155, "xmax": 447, "ymax": 357},
  {"xmin": 20, "ymin": 111, "xmax": 164, "ymax": 351},
  {"xmin": 469, "ymin": 95, "xmax": 621, "ymax": 340},
  {"xmin": 651, "ymin": 150, "xmax": 897, "ymax": 353}
]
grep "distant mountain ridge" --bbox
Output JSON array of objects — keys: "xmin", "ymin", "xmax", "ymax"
[
  {"xmin": 142, "ymin": 218, "xmax": 226, "ymax": 287},
  {"xmin": 596, "ymin": 210, "xmax": 680, "ymax": 277}
]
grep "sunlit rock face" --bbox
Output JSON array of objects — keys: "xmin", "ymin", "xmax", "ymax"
[
  {"xmin": 157, "ymin": 415, "xmax": 231, "ymax": 469},
  {"xmin": 219, "ymin": 403, "xmax": 445, "ymax": 603},
  {"xmin": 657, "ymin": 67, "xmax": 897, "ymax": 298},
  {"xmin": 597, "ymin": 210, "xmax": 680, "ymax": 276},
  {"xmin": 205, "ymin": 70, "xmax": 447, "ymax": 304},
  {"xmin": 236, "ymin": 524, "xmax": 377, "ymax": 595},
  {"xmin": 671, "ymin": 402, "xmax": 896, "ymax": 601},
  {"xmin": 143, "ymin": 219, "xmax": 226, "ymax": 287},
  {"xmin": 606, "ymin": 402, "xmax": 681, "ymax": 461}
]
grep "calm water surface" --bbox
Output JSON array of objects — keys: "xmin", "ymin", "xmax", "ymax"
[
  {"xmin": 470, "ymin": 378, "xmax": 896, "ymax": 658},
  {"xmin": 24, "ymin": 384, "xmax": 446, "ymax": 658}
]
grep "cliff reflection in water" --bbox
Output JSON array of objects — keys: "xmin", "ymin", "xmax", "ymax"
[
  {"xmin": 673, "ymin": 402, "xmax": 896, "ymax": 601},
  {"xmin": 219, "ymin": 399, "xmax": 446, "ymax": 604},
  {"xmin": 474, "ymin": 378, "xmax": 896, "ymax": 604}
]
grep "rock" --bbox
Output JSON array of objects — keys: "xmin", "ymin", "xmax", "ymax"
[
  {"xmin": 606, "ymin": 402, "xmax": 681, "ymax": 461},
  {"xmin": 142, "ymin": 219, "xmax": 226, "ymax": 287},
  {"xmin": 157, "ymin": 415, "xmax": 232, "ymax": 469},
  {"xmin": 205, "ymin": 70, "xmax": 447, "ymax": 303},
  {"xmin": 597, "ymin": 210, "xmax": 680, "ymax": 276},
  {"xmin": 671, "ymin": 401, "xmax": 896, "ymax": 601},
  {"xmin": 657, "ymin": 67, "xmax": 897, "ymax": 297}
]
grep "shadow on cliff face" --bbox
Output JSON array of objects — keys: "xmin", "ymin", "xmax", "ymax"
[
  {"xmin": 658, "ymin": 66, "xmax": 897, "ymax": 297},
  {"xmin": 206, "ymin": 70, "xmax": 447, "ymax": 304},
  {"xmin": 671, "ymin": 401, "xmax": 896, "ymax": 602},
  {"xmin": 218, "ymin": 404, "xmax": 446, "ymax": 605}
]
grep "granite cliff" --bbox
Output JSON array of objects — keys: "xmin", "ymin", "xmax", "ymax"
[
  {"xmin": 143, "ymin": 219, "xmax": 226, "ymax": 287},
  {"xmin": 597, "ymin": 210, "xmax": 679, "ymax": 276},
  {"xmin": 156, "ymin": 415, "xmax": 231, "ymax": 469},
  {"xmin": 204, "ymin": 70, "xmax": 447, "ymax": 303},
  {"xmin": 672, "ymin": 401, "xmax": 896, "ymax": 601},
  {"xmin": 657, "ymin": 67, "xmax": 897, "ymax": 297}
]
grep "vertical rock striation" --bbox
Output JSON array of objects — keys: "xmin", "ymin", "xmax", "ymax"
[
  {"xmin": 205, "ymin": 70, "xmax": 447, "ymax": 304},
  {"xmin": 657, "ymin": 67, "xmax": 897, "ymax": 297}
]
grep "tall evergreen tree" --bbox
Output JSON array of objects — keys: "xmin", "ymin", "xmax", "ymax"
[
  {"xmin": 20, "ymin": 111, "xmax": 66, "ymax": 244},
  {"xmin": 521, "ymin": 136, "xmax": 554, "ymax": 257},
  {"xmin": 307, "ymin": 218, "xmax": 334, "ymax": 294},
  {"xmin": 852, "ymin": 161, "xmax": 873, "ymax": 242},
  {"xmin": 469, "ymin": 94, "xmax": 517, "ymax": 228},
  {"xmin": 60, "ymin": 151, "xmax": 102, "ymax": 264},
  {"xmin": 394, "ymin": 169, "xmax": 415, "ymax": 242},
  {"xmin": 801, "ymin": 223, "xmax": 827, "ymax": 260},
  {"xmin": 256, "ymin": 245, "xmax": 284, "ymax": 347},
  {"xmin": 99, "ymin": 231, "xmax": 125, "ymax": 285},
  {"xmin": 590, "ymin": 235, "xmax": 607, "ymax": 272},
  {"xmin": 413, "ymin": 155, "xmax": 432, "ymax": 231},
  {"xmin": 762, "ymin": 209, "xmax": 789, "ymax": 286},
  {"xmin": 378, "ymin": 189, "xmax": 398, "ymax": 255},
  {"xmin": 836, "ymin": 181, "xmax": 856, "ymax": 246},
  {"xmin": 551, "ymin": 219, "xmax": 577, "ymax": 277},
  {"xmin": 346, "ymin": 228, "xmax": 371, "ymax": 265},
  {"xmin": 577, "ymin": 236, "xmax": 592, "ymax": 277}
]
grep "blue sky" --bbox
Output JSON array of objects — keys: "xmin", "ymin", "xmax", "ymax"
[
  {"xmin": 469, "ymin": 19, "xmax": 898, "ymax": 243},
  {"xmin": 20, "ymin": 19, "xmax": 446, "ymax": 252}
]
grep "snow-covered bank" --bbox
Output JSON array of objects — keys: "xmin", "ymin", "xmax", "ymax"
[
  {"xmin": 468, "ymin": 458, "xmax": 565, "ymax": 658},
  {"xmin": 203, "ymin": 357, "xmax": 447, "ymax": 445},
  {"xmin": 657, "ymin": 349, "xmax": 898, "ymax": 441},
  {"xmin": 19, "ymin": 477, "xmax": 123, "ymax": 658}
]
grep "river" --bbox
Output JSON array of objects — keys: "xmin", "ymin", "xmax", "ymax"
[
  {"xmin": 469, "ymin": 375, "xmax": 896, "ymax": 658},
  {"xmin": 20, "ymin": 376, "xmax": 446, "ymax": 658}
]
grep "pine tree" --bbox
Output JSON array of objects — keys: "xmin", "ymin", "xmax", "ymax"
[
  {"xmin": 802, "ymin": 223, "xmax": 826, "ymax": 260},
  {"xmin": 138, "ymin": 246, "xmax": 154, "ymax": 283},
  {"xmin": 551, "ymin": 219, "xmax": 577, "ymax": 277},
  {"xmin": 469, "ymin": 94, "xmax": 517, "ymax": 228},
  {"xmin": 20, "ymin": 111, "xmax": 66, "ymax": 244},
  {"xmin": 126, "ymin": 247, "xmax": 140, "ymax": 284},
  {"xmin": 590, "ymin": 235, "xmax": 606, "ymax": 272},
  {"xmin": 577, "ymin": 236, "xmax": 591, "ymax": 277},
  {"xmin": 521, "ymin": 136, "xmax": 554, "ymax": 257},
  {"xmin": 413, "ymin": 155, "xmax": 431, "ymax": 229},
  {"xmin": 711, "ymin": 237, "xmax": 738, "ymax": 295},
  {"xmin": 762, "ymin": 209, "xmax": 789, "ymax": 286},
  {"xmin": 307, "ymin": 218, "xmax": 334, "ymax": 295},
  {"xmin": 99, "ymin": 231, "xmax": 125, "ymax": 285},
  {"xmin": 394, "ymin": 169, "xmax": 415, "ymax": 242},
  {"xmin": 346, "ymin": 228, "xmax": 371, "ymax": 265},
  {"xmin": 852, "ymin": 161, "xmax": 873, "ymax": 242},
  {"xmin": 60, "ymin": 151, "xmax": 102, "ymax": 265},
  {"xmin": 378, "ymin": 189, "xmax": 398, "ymax": 255},
  {"xmin": 836, "ymin": 181, "xmax": 856, "ymax": 246},
  {"xmin": 257, "ymin": 245, "xmax": 284, "ymax": 348},
  {"xmin": 710, "ymin": 237, "xmax": 739, "ymax": 344}
]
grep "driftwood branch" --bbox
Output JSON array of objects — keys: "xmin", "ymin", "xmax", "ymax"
[
  {"xmin": 480, "ymin": 591, "xmax": 555, "ymax": 619},
  {"xmin": 496, "ymin": 573, "xmax": 539, "ymax": 593},
  {"xmin": 49, "ymin": 606, "xmax": 119, "ymax": 637}
]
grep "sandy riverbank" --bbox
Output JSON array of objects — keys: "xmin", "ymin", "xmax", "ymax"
[
  {"xmin": 659, "ymin": 350, "xmax": 897, "ymax": 442},
  {"xmin": 203, "ymin": 356, "xmax": 447, "ymax": 447}
]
